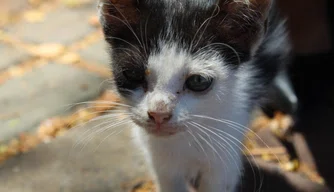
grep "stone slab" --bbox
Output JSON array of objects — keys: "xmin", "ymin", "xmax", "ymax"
[
  {"xmin": 0, "ymin": 122, "xmax": 149, "ymax": 192},
  {"xmin": 0, "ymin": 43, "xmax": 31, "ymax": 70},
  {"xmin": 6, "ymin": 7, "xmax": 96, "ymax": 45},
  {"xmin": 79, "ymin": 40, "xmax": 111, "ymax": 68},
  {"xmin": 0, "ymin": 63, "xmax": 105, "ymax": 142}
]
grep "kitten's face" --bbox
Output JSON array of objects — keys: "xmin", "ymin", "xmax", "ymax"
[{"xmin": 99, "ymin": 0, "xmax": 270, "ymax": 137}]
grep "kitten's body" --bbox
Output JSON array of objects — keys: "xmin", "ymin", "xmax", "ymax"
[{"xmin": 98, "ymin": 0, "xmax": 290, "ymax": 191}]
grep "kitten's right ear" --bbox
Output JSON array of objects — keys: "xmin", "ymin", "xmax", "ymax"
[{"xmin": 98, "ymin": 0, "xmax": 140, "ymax": 36}]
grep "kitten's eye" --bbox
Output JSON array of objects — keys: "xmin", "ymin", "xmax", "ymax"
[
  {"xmin": 123, "ymin": 69, "xmax": 145, "ymax": 82},
  {"xmin": 185, "ymin": 75, "xmax": 213, "ymax": 92}
]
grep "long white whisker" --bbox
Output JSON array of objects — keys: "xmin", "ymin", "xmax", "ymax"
[
  {"xmin": 75, "ymin": 118, "xmax": 131, "ymax": 151},
  {"xmin": 190, "ymin": 120, "xmax": 260, "ymax": 191},
  {"xmin": 190, "ymin": 4, "xmax": 220, "ymax": 51},
  {"xmin": 106, "ymin": 36, "xmax": 141, "ymax": 53},
  {"xmin": 102, "ymin": 4, "xmax": 145, "ymax": 52},
  {"xmin": 185, "ymin": 124, "xmax": 209, "ymax": 163},
  {"xmin": 205, "ymin": 124, "xmax": 262, "ymax": 192},
  {"xmin": 73, "ymin": 113, "xmax": 132, "ymax": 147},
  {"xmin": 64, "ymin": 101, "xmax": 130, "ymax": 110},
  {"xmin": 188, "ymin": 122, "xmax": 223, "ymax": 162},
  {"xmin": 191, "ymin": 114, "xmax": 281, "ymax": 164},
  {"xmin": 94, "ymin": 125, "xmax": 129, "ymax": 152},
  {"xmin": 190, "ymin": 121, "xmax": 242, "ymax": 165},
  {"xmin": 194, "ymin": 42, "xmax": 241, "ymax": 65}
]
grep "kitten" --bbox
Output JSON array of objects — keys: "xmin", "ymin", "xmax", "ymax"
[{"xmin": 98, "ymin": 0, "xmax": 290, "ymax": 191}]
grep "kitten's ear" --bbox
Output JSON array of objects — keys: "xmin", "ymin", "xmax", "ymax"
[
  {"xmin": 219, "ymin": 0, "xmax": 271, "ymax": 21},
  {"xmin": 98, "ymin": 0, "xmax": 140, "ymax": 36},
  {"xmin": 217, "ymin": 0, "xmax": 272, "ymax": 53}
]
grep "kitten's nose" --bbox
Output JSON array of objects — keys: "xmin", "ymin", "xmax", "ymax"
[{"xmin": 148, "ymin": 111, "xmax": 172, "ymax": 124}]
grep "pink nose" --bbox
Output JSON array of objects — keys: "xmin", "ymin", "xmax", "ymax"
[{"xmin": 148, "ymin": 111, "xmax": 172, "ymax": 124}]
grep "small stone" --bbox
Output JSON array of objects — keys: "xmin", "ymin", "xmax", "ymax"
[
  {"xmin": 12, "ymin": 166, "xmax": 20, "ymax": 173},
  {"xmin": 0, "ymin": 44, "xmax": 31, "ymax": 70},
  {"xmin": 7, "ymin": 8, "xmax": 95, "ymax": 45}
]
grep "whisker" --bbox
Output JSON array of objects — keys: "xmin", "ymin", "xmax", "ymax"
[
  {"xmin": 102, "ymin": 3, "xmax": 145, "ymax": 53},
  {"xmin": 204, "ymin": 124, "xmax": 263, "ymax": 192},
  {"xmin": 210, "ymin": 136, "xmax": 242, "ymax": 175},
  {"xmin": 190, "ymin": 121, "xmax": 242, "ymax": 173},
  {"xmin": 188, "ymin": 122, "xmax": 224, "ymax": 162},
  {"xmin": 184, "ymin": 123, "xmax": 209, "ymax": 163},
  {"xmin": 191, "ymin": 114, "xmax": 281, "ymax": 164},
  {"xmin": 93, "ymin": 124, "xmax": 129, "ymax": 152},
  {"xmin": 194, "ymin": 42, "xmax": 241, "ymax": 65},
  {"xmin": 144, "ymin": 11, "xmax": 151, "ymax": 58},
  {"xmin": 73, "ymin": 113, "xmax": 132, "ymax": 147},
  {"xmin": 190, "ymin": 4, "xmax": 220, "ymax": 51},
  {"xmin": 64, "ymin": 100, "xmax": 130, "ymax": 110},
  {"xmin": 65, "ymin": 109, "xmax": 131, "ymax": 134},
  {"xmin": 190, "ymin": 120, "xmax": 261, "ymax": 192},
  {"xmin": 106, "ymin": 36, "xmax": 141, "ymax": 53},
  {"xmin": 77, "ymin": 119, "xmax": 132, "ymax": 153}
]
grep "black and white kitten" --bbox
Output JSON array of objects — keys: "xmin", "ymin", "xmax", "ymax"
[{"xmin": 98, "ymin": 0, "xmax": 290, "ymax": 191}]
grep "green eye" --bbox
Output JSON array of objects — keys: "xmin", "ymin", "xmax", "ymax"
[
  {"xmin": 185, "ymin": 75, "xmax": 213, "ymax": 92},
  {"xmin": 123, "ymin": 69, "xmax": 145, "ymax": 82}
]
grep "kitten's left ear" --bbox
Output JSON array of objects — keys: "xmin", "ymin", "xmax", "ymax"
[
  {"xmin": 217, "ymin": 0, "xmax": 272, "ymax": 53},
  {"xmin": 98, "ymin": 0, "xmax": 140, "ymax": 36},
  {"xmin": 249, "ymin": 0, "xmax": 271, "ymax": 32}
]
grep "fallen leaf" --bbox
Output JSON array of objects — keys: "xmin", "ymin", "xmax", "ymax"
[
  {"xmin": 57, "ymin": 52, "xmax": 80, "ymax": 64},
  {"xmin": 281, "ymin": 159, "xmax": 299, "ymax": 172},
  {"xmin": 23, "ymin": 10, "xmax": 45, "ymax": 23},
  {"xmin": 8, "ymin": 67, "xmax": 25, "ymax": 77},
  {"xmin": 62, "ymin": 0, "xmax": 82, "ymax": 8},
  {"xmin": 88, "ymin": 15, "xmax": 100, "ymax": 27},
  {"xmin": 29, "ymin": 44, "xmax": 65, "ymax": 58}
]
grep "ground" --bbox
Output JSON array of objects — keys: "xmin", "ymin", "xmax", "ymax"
[{"xmin": 0, "ymin": 1, "xmax": 329, "ymax": 192}]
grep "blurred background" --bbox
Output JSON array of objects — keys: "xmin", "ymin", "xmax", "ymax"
[{"xmin": 0, "ymin": 0, "xmax": 333, "ymax": 192}]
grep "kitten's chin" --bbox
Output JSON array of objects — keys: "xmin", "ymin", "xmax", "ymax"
[{"xmin": 132, "ymin": 120, "xmax": 181, "ymax": 137}]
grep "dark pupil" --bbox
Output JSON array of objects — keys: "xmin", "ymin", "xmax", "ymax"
[
  {"xmin": 123, "ymin": 69, "xmax": 144, "ymax": 82},
  {"xmin": 186, "ymin": 75, "xmax": 213, "ymax": 92}
]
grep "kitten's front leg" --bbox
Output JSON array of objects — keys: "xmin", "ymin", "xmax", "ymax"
[
  {"xmin": 197, "ymin": 166, "xmax": 240, "ymax": 192},
  {"xmin": 154, "ymin": 168, "xmax": 188, "ymax": 192}
]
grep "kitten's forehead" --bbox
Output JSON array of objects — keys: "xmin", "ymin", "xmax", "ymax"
[
  {"xmin": 152, "ymin": 0, "xmax": 218, "ymax": 10},
  {"xmin": 147, "ymin": 42, "xmax": 227, "ymax": 91}
]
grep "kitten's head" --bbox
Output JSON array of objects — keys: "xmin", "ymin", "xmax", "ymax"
[{"xmin": 99, "ymin": 0, "xmax": 272, "ymax": 137}]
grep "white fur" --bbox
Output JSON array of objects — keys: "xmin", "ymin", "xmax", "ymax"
[{"xmin": 128, "ymin": 42, "xmax": 256, "ymax": 192}]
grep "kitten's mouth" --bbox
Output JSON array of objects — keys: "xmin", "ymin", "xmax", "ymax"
[{"xmin": 131, "ymin": 118, "xmax": 182, "ymax": 137}]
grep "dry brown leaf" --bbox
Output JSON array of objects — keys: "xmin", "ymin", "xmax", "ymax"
[
  {"xmin": 281, "ymin": 159, "xmax": 299, "ymax": 172},
  {"xmin": 299, "ymin": 164, "xmax": 325, "ymax": 184},
  {"xmin": 57, "ymin": 52, "xmax": 80, "ymax": 64},
  {"xmin": 37, "ymin": 117, "xmax": 68, "ymax": 141},
  {"xmin": 62, "ymin": 0, "xmax": 87, "ymax": 8},
  {"xmin": 7, "ymin": 66, "xmax": 25, "ymax": 77},
  {"xmin": 23, "ymin": 10, "xmax": 45, "ymax": 23},
  {"xmin": 29, "ymin": 44, "xmax": 65, "ymax": 58},
  {"xmin": 131, "ymin": 181, "xmax": 156, "ymax": 192},
  {"xmin": 88, "ymin": 15, "xmax": 100, "ymax": 27},
  {"xmin": 92, "ymin": 91, "xmax": 121, "ymax": 112}
]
